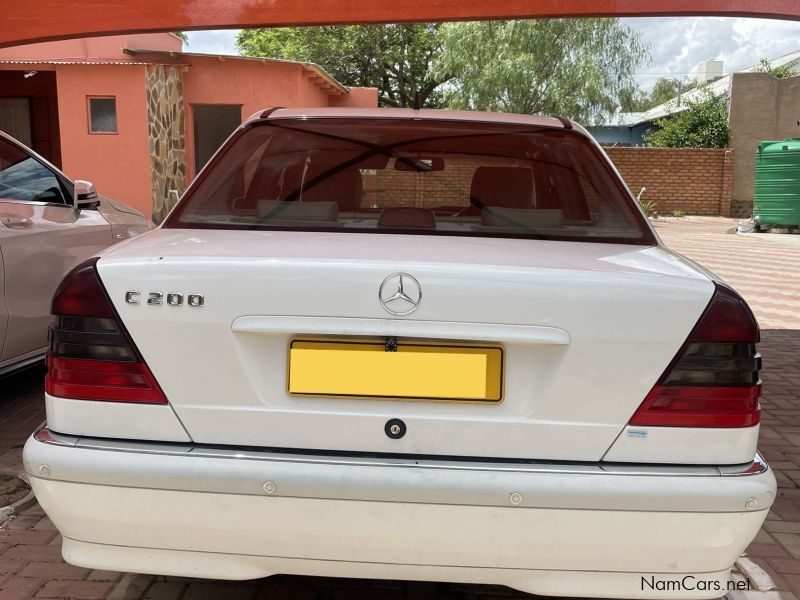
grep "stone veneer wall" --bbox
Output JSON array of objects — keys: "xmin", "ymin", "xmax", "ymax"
[{"xmin": 146, "ymin": 65, "xmax": 186, "ymax": 222}]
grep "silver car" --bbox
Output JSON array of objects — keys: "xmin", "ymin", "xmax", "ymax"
[{"xmin": 0, "ymin": 130, "xmax": 152, "ymax": 376}]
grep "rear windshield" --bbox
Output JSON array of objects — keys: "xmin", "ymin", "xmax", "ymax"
[{"xmin": 166, "ymin": 118, "xmax": 653, "ymax": 244}]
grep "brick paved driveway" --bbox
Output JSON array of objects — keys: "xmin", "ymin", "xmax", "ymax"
[{"xmin": 1, "ymin": 216, "xmax": 799, "ymax": 599}]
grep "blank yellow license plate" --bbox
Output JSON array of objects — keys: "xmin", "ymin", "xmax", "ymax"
[{"xmin": 288, "ymin": 339, "xmax": 503, "ymax": 402}]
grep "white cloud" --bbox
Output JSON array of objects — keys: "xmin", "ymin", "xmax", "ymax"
[
  {"xmin": 622, "ymin": 17, "xmax": 800, "ymax": 90},
  {"xmin": 184, "ymin": 29, "xmax": 241, "ymax": 55}
]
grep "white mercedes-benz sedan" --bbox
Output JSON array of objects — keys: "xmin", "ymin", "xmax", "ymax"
[{"xmin": 24, "ymin": 108, "xmax": 774, "ymax": 599}]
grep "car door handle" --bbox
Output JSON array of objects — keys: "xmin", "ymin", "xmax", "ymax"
[{"xmin": 2, "ymin": 217, "xmax": 33, "ymax": 229}]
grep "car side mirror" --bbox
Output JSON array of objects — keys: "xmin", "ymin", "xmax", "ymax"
[{"xmin": 74, "ymin": 180, "xmax": 100, "ymax": 210}]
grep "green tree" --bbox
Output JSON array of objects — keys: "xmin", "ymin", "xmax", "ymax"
[
  {"xmin": 647, "ymin": 78, "xmax": 681, "ymax": 107},
  {"xmin": 645, "ymin": 87, "xmax": 729, "ymax": 148},
  {"xmin": 618, "ymin": 87, "xmax": 651, "ymax": 112},
  {"xmin": 432, "ymin": 19, "xmax": 650, "ymax": 121},
  {"xmin": 647, "ymin": 77, "xmax": 699, "ymax": 108},
  {"xmin": 619, "ymin": 78, "xmax": 698, "ymax": 113},
  {"xmin": 237, "ymin": 25, "xmax": 449, "ymax": 108},
  {"xmin": 173, "ymin": 32, "xmax": 188, "ymax": 44},
  {"xmin": 754, "ymin": 58, "xmax": 798, "ymax": 79}
]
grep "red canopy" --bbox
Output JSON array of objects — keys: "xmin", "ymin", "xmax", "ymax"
[{"xmin": 3, "ymin": 0, "xmax": 799, "ymax": 49}]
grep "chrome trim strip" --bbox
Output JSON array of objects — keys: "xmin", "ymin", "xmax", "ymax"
[
  {"xmin": 36, "ymin": 427, "xmax": 767, "ymax": 478},
  {"xmin": 232, "ymin": 315, "xmax": 571, "ymax": 345},
  {"xmin": 0, "ymin": 199, "xmax": 71, "ymax": 209},
  {"xmin": 718, "ymin": 453, "xmax": 769, "ymax": 477},
  {"xmin": 34, "ymin": 425, "xmax": 76, "ymax": 447},
  {"xmin": 0, "ymin": 353, "xmax": 45, "ymax": 377}
]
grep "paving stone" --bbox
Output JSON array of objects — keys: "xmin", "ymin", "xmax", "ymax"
[
  {"xmin": 764, "ymin": 462, "xmax": 797, "ymax": 470},
  {"xmin": 32, "ymin": 517, "xmax": 56, "ymax": 532},
  {"xmin": 777, "ymin": 491, "xmax": 800, "ymax": 501},
  {"xmin": 769, "ymin": 500, "xmax": 800, "ymax": 523},
  {"xmin": 332, "ymin": 587, "xmax": 404, "ymax": 600},
  {"xmin": 780, "ymin": 574, "xmax": 800, "ymax": 598},
  {"xmin": 252, "ymin": 579, "xmax": 297, "ymax": 600},
  {"xmin": 182, "ymin": 582, "xmax": 257, "ymax": 600},
  {"xmin": 18, "ymin": 561, "xmax": 91, "ymax": 580},
  {"xmin": 752, "ymin": 530, "xmax": 779, "ymax": 545},
  {"xmin": 1, "ymin": 544, "xmax": 63, "ymax": 563},
  {"xmin": 107, "ymin": 573, "xmax": 155, "ymax": 599},
  {"xmin": 729, "ymin": 591, "xmax": 797, "ymax": 600},
  {"xmin": 0, "ymin": 531, "xmax": 57, "ymax": 546},
  {"xmin": 773, "ymin": 470, "xmax": 796, "ymax": 488},
  {"xmin": 369, "ymin": 580, "xmax": 405, "ymax": 591},
  {"xmin": 34, "ymin": 579, "xmax": 115, "ymax": 599},
  {"xmin": 0, "ymin": 559, "xmax": 24, "ymax": 578},
  {"xmin": 774, "ymin": 534, "xmax": 800, "ymax": 560},
  {"xmin": 19, "ymin": 505, "xmax": 44, "ymax": 518},
  {"xmin": 143, "ymin": 581, "xmax": 187, "ymax": 600},
  {"xmin": 87, "ymin": 569, "xmax": 124, "ymax": 582},
  {"xmin": 747, "ymin": 543, "xmax": 792, "ymax": 559},
  {"xmin": 764, "ymin": 521, "xmax": 800, "ymax": 534},
  {"xmin": 4, "ymin": 516, "xmax": 43, "ymax": 531},
  {"xmin": 0, "ymin": 576, "xmax": 46, "ymax": 600},
  {"xmin": 768, "ymin": 558, "xmax": 800, "ymax": 575}
]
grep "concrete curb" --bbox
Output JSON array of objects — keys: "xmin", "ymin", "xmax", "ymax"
[{"xmin": 0, "ymin": 471, "xmax": 36, "ymax": 525}]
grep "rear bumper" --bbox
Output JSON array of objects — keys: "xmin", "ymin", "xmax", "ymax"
[{"xmin": 24, "ymin": 427, "xmax": 775, "ymax": 599}]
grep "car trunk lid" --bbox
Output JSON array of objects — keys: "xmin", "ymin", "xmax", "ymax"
[{"xmin": 94, "ymin": 229, "xmax": 713, "ymax": 462}]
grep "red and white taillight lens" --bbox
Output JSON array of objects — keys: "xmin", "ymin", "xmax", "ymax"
[
  {"xmin": 45, "ymin": 258, "xmax": 167, "ymax": 404},
  {"xmin": 629, "ymin": 282, "xmax": 761, "ymax": 428}
]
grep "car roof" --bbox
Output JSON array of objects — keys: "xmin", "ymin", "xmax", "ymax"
[{"xmin": 244, "ymin": 107, "xmax": 585, "ymax": 134}]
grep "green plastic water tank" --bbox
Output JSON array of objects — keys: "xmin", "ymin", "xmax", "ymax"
[{"xmin": 754, "ymin": 139, "xmax": 800, "ymax": 227}]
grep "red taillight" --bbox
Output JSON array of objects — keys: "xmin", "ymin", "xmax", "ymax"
[
  {"xmin": 690, "ymin": 282, "xmax": 760, "ymax": 343},
  {"xmin": 45, "ymin": 258, "xmax": 167, "ymax": 404},
  {"xmin": 51, "ymin": 261, "xmax": 115, "ymax": 318},
  {"xmin": 629, "ymin": 282, "xmax": 761, "ymax": 428}
]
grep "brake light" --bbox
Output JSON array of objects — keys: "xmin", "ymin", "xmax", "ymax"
[
  {"xmin": 629, "ymin": 282, "xmax": 761, "ymax": 428},
  {"xmin": 45, "ymin": 258, "xmax": 167, "ymax": 404}
]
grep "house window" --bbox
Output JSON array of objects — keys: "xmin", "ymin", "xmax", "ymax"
[{"xmin": 88, "ymin": 97, "xmax": 117, "ymax": 134}]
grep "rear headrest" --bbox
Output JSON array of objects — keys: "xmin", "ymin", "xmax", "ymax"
[
  {"xmin": 245, "ymin": 161, "xmax": 364, "ymax": 211},
  {"xmin": 378, "ymin": 207, "xmax": 436, "ymax": 229},
  {"xmin": 301, "ymin": 166, "xmax": 363, "ymax": 211},
  {"xmin": 481, "ymin": 208, "xmax": 564, "ymax": 228},
  {"xmin": 470, "ymin": 167, "xmax": 533, "ymax": 210},
  {"xmin": 256, "ymin": 200, "xmax": 339, "ymax": 222}
]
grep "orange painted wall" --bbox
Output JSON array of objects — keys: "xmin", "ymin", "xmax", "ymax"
[
  {"xmin": 182, "ymin": 56, "xmax": 377, "ymax": 181},
  {"xmin": 331, "ymin": 87, "xmax": 380, "ymax": 108},
  {"xmin": 0, "ymin": 33, "xmax": 181, "ymax": 61},
  {"xmin": 55, "ymin": 65, "xmax": 153, "ymax": 215},
  {"xmin": 0, "ymin": 34, "xmax": 378, "ymax": 217}
]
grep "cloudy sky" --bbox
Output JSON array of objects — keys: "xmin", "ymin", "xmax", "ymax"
[{"xmin": 185, "ymin": 17, "xmax": 800, "ymax": 91}]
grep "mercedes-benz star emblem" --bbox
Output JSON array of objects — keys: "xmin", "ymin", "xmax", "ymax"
[{"xmin": 378, "ymin": 273, "xmax": 422, "ymax": 316}]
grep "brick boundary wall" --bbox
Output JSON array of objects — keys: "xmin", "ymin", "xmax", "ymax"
[{"xmin": 604, "ymin": 147, "xmax": 735, "ymax": 217}]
